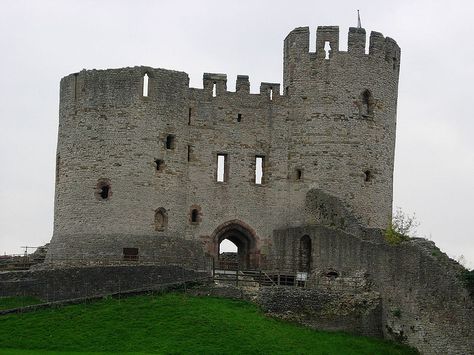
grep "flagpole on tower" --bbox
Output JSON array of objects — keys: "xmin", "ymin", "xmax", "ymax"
[{"xmin": 357, "ymin": 10, "xmax": 362, "ymax": 28}]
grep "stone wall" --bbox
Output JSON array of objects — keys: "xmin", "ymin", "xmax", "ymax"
[
  {"xmin": 48, "ymin": 25, "xmax": 400, "ymax": 263},
  {"xmin": 0, "ymin": 265, "xmax": 208, "ymax": 302},
  {"xmin": 269, "ymin": 226, "xmax": 474, "ymax": 355},
  {"xmin": 257, "ymin": 287, "xmax": 382, "ymax": 338}
]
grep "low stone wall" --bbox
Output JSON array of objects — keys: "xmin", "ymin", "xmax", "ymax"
[
  {"xmin": 0, "ymin": 265, "xmax": 209, "ymax": 302},
  {"xmin": 257, "ymin": 287, "xmax": 382, "ymax": 337}
]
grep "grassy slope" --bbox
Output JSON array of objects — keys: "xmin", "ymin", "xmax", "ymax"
[
  {"xmin": 0, "ymin": 297, "xmax": 42, "ymax": 311},
  {"xmin": 0, "ymin": 293, "xmax": 417, "ymax": 355}
]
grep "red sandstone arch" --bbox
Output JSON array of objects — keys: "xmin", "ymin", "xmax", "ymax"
[{"xmin": 211, "ymin": 220, "xmax": 260, "ymax": 269}]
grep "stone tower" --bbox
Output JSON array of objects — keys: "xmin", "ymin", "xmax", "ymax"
[{"xmin": 47, "ymin": 25, "xmax": 400, "ymax": 266}]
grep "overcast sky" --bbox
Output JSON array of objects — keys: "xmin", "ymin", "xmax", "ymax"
[{"xmin": 0, "ymin": 0, "xmax": 472, "ymax": 268}]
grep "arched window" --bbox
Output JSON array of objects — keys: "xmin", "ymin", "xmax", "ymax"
[
  {"xmin": 360, "ymin": 89, "xmax": 374, "ymax": 117},
  {"xmin": 155, "ymin": 208, "xmax": 168, "ymax": 231},
  {"xmin": 299, "ymin": 235, "xmax": 312, "ymax": 272},
  {"xmin": 190, "ymin": 205, "xmax": 201, "ymax": 224}
]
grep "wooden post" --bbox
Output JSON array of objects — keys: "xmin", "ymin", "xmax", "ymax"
[{"xmin": 236, "ymin": 262, "xmax": 239, "ymax": 287}]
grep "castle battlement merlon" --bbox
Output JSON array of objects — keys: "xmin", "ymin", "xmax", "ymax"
[
  {"xmin": 284, "ymin": 26, "xmax": 400, "ymax": 63},
  {"xmin": 60, "ymin": 67, "xmax": 284, "ymax": 106}
]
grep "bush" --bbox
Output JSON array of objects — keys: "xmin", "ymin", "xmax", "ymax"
[{"xmin": 385, "ymin": 208, "xmax": 419, "ymax": 245}]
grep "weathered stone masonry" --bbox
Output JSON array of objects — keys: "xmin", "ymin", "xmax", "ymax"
[
  {"xmin": 48, "ymin": 25, "xmax": 400, "ymax": 263},
  {"xmin": 40, "ymin": 25, "xmax": 474, "ymax": 354}
]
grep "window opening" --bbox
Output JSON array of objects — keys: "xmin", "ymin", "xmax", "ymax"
[
  {"xmin": 237, "ymin": 113, "xmax": 242, "ymax": 122},
  {"xmin": 217, "ymin": 154, "xmax": 227, "ymax": 182},
  {"xmin": 361, "ymin": 89, "xmax": 373, "ymax": 116},
  {"xmin": 155, "ymin": 208, "xmax": 168, "ymax": 231},
  {"xmin": 255, "ymin": 156, "xmax": 264, "ymax": 184},
  {"xmin": 285, "ymin": 86, "xmax": 289, "ymax": 96},
  {"xmin": 187, "ymin": 145, "xmax": 192, "ymax": 162},
  {"xmin": 212, "ymin": 82, "xmax": 217, "ymax": 97},
  {"xmin": 296, "ymin": 169, "xmax": 302, "ymax": 180},
  {"xmin": 143, "ymin": 73, "xmax": 149, "ymax": 97},
  {"xmin": 191, "ymin": 209, "xmax": 199, "ymax": 223},
  {"xmin": 100, "ymin": 185, "xmax": 109, "ymax": 199},
  {"xmin": 188, "ymin": 107, "xmax": 192, "ymax": 125},
  {"xmin": 324, "ymin": 41, "xmax": 331, "ymax": 60},
  {"xmin": 123, "ymin": 247, "xmax": 139, "ymax": 261},
  {"xmin": 364, "ymin": 170, "xmax": 373, "ymax": 182},
  {"xmin": 166, "ymin": 135, "xmax": 175, "ymax": 150},
  {"xmin": 269, "ymin": 88, "xmax": 273, "ymax": 101},
  {"xmin": 96, "ymin": 179, "xmax": 111, "ymax": 200},
  {"xmin": 155, "ymin": 159, "xmax": 163, "ymax": 171}
]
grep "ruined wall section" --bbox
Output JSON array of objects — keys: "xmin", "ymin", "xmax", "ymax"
[
  {"xmin": 283, "ymin": 27, "xmax": 400, "ymax": 228},
  {"xmin": 270, "ymin": 227, "xmax": 474, "ymax": 355}
]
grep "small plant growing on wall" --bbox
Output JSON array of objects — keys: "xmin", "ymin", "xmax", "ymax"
[{"xmin": 385, "ymin": 208, "xmax": 419, "ymax": 245}]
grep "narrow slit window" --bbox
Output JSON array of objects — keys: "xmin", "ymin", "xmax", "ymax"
[
  {"xmin": 143, "ymin": 73, "xmax": 149, "ymax": 97},
  {"xmin": 364, "ymin": 170, "xmax": 373, "ymax": 182},
  {"xmin": 166, "ymin": 135, "xmax": 175, "ymax": 150},
  {"xmin": 269, "ymin": 87, "xmax": 273, "ymax": 101},
  {"xmin": 237, "ymin": 113, "xmax": 242, "ymax": 122},
  {"xmin": 187, "ymin": 145, "xmax": 192, "ymax": 162},
  {"xmin": 324, "ymin": 41, "xmax": 331, "ymax": 60},
  {"xmin": 217, "ymin": 154, "xmax": 227, "ymax": 182},
  {"xmin": 212, "ymin": 82, "xmax": 217, "ymax": 97},
  {"xmin": 296, "ymin": 169, "xmax": 302, "ymax": 180},
  {"xmin": 255, "ymin": 156, "xmax": 264, "ymax": 184},
  {"xmin": 361, "ymin": 89, "xmax": 373, "ymax": 116},
  {"xmin": 188, "ymin": 107, "xmax": 192, "ymax": 125}
]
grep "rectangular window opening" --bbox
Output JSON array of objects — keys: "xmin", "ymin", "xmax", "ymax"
[
  {"xmin": 255, "ymin": 156, "xmax": 264, "ymax": 184},
  {"xmin": 166, "ymin": 135, "xmax": 175, "ymax": 150},
  {"xmin": 123, "ymin": 247, "xmax": 139, "ymax": 261},
  {"xmin": 237, "ymin": 113, "xmax": 242, "ymax": 122},
  {"xmin": 217, "ymin": 154, "xmax": 227, "ymax": 182},
  {"xmin": 188, "ymin": 107, "xmax": 192, "ymax": 125},
  {"xmin": 296, "ymin": 169, "xmax": 302, "ymax": 180}
]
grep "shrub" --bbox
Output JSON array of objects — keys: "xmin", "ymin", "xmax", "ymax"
[{"xmin": 385, "ymin": 208, "xmax": 419, "ymax": 245}]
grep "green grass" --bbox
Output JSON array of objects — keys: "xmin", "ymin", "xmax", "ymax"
[
  {"xmin": 0, "ymin": 293, "xmax": 417, "ymax": 355},
  {"xmin": 0, "ymin": 296, "xmax": 42, "ymax": 311}
]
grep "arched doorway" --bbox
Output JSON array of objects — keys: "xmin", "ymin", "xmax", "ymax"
[{"xmin": 212, "ymin": 220, "xmax": 259, "ymax": 270}]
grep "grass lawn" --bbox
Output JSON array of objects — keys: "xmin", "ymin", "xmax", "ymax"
[
  {"xmin": 0, "ymin": 297, "xmax": 42, "ymax": 311},
  {"xmin": 0, "ymin": 293, "xmax": 418, "ymax": 354}
]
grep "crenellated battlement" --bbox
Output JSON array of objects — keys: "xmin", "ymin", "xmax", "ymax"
[
  {"xmin": 60, "ymin": 67, "xmax": 284, "ymax": 108},
  {"xmin": 284, "ymin": 25, "xmax": 400, "ymax": 59}
]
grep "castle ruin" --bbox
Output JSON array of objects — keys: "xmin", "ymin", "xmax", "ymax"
[{"xmin": 25, "ymin": 25, "xmax": 470, "ymax": 354}]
